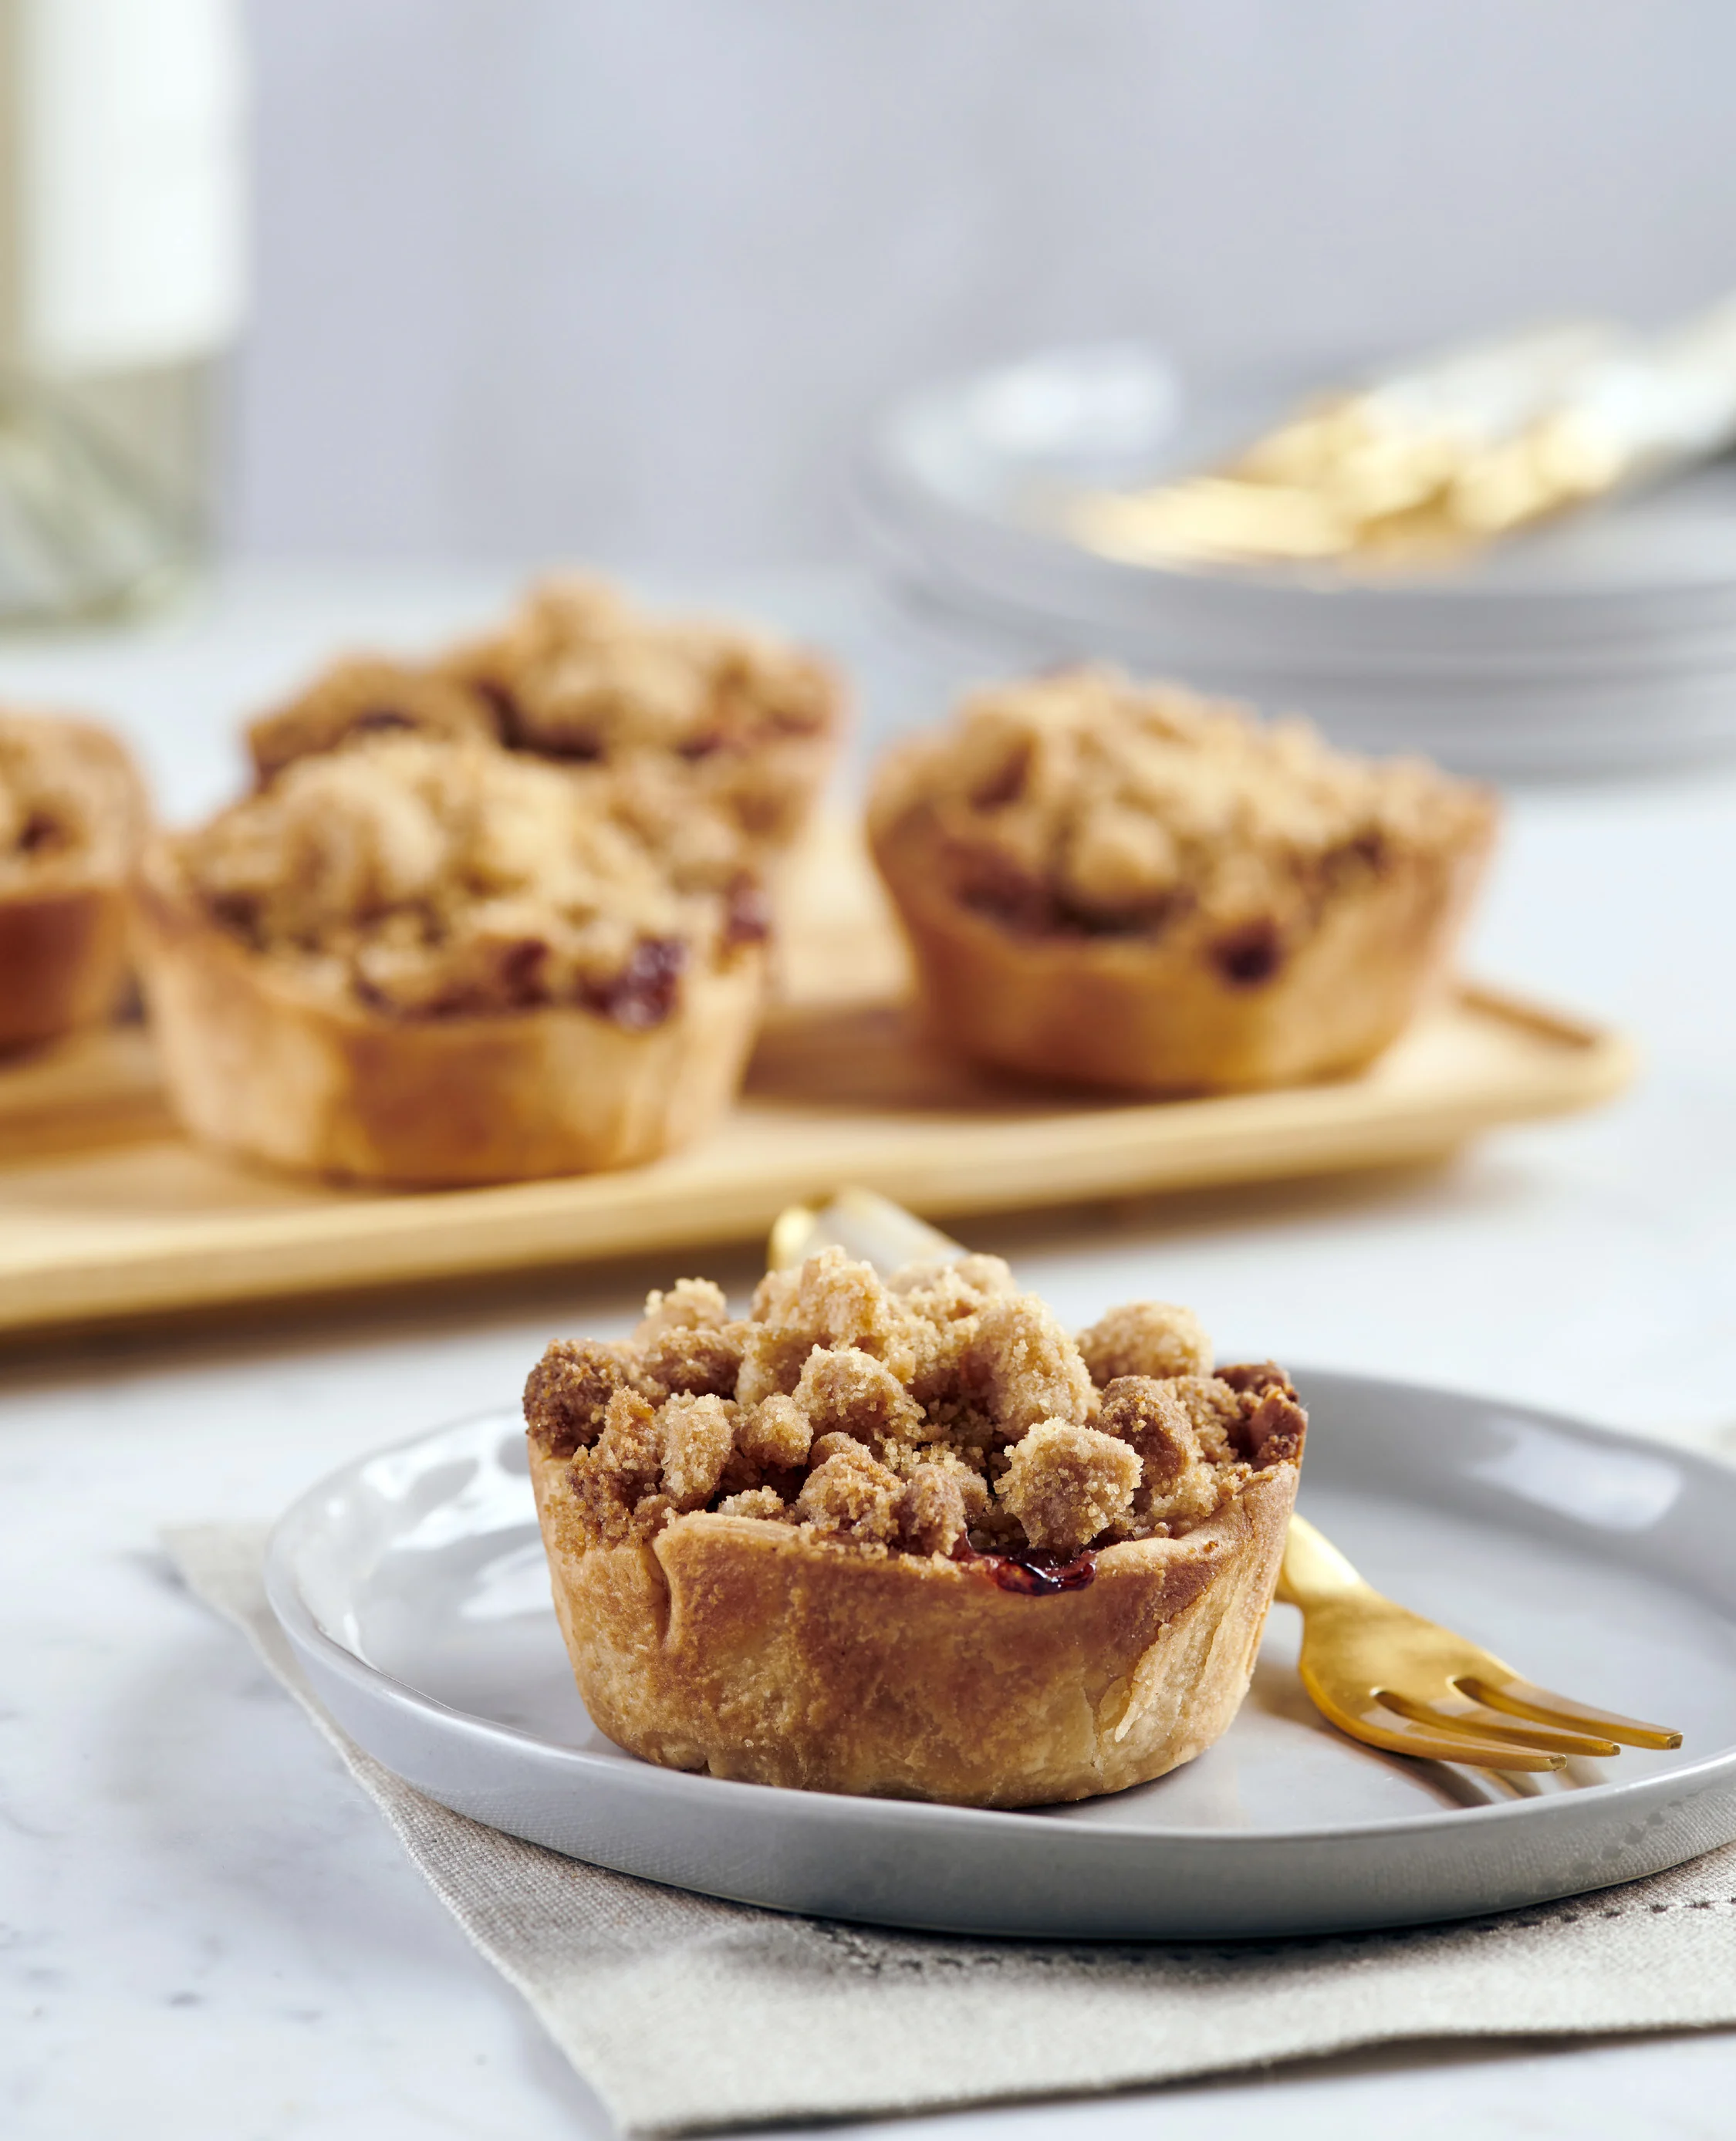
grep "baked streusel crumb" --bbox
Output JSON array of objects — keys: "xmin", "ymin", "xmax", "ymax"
[
  {"xmin": 248, "ymin": 657, "xmax": 497, "ymax": 785},
  {"xmin": 526, "ymin": 1248, "xmax": 1304, "ymax": 1562},
  {"xmin": 0, "ymin": 712, "xmax": 146, "ymax": 890},
  {"xmin": 246, "ymin": 577, "xmax": 840, "ymax": 849},
  {"xmin": 174, "ymin": 733, "xmax": 767, "ymax": 1022},
  {"xmin": 870, "ymin": 666, "xmax": 1491, "ymax": 974},
  {"xmin": 445, "ymin": 575, "xmax": 839, "ymax": 843},
  {"xmin": 449, "ymin": 574, "xmax": 833, "ymax": 758}
]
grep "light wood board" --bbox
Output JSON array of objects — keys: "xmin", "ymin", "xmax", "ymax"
[{"xmin": 0, "ymin": 822, "xmax": 1633, "ymax": 1338}]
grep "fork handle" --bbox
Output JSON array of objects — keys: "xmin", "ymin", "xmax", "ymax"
[
  {"xmin": 1275, "ymin": 1514, "xmax": 1371, "ymax": 1606},
  {"xmin": 768, "ymin": 1189, "xmax": 964, "ymax": 1275}
]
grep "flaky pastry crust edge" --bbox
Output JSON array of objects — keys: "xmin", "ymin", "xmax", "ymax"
[
  {"xmin": 867, "ymin": 799, "xmax": 1496, "ymax": 1092},
  {"xmin": 530, "ymin": 1436, "xmax": 1298, "ymax": 1806},
  {"xmin": 0, "ymin": 718, "xmax": 148, "ymax": 1052},
  {"xmin": 129, "ymin": 838, "xmax": 768, "ymax": 1184}
]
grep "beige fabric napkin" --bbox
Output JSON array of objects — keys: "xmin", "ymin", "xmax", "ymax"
[{"xmin": 166, "ymin": 1523, "xmax": 1736, "ymax": 2139}]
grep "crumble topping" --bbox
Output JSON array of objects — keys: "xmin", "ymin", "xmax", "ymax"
[
  {"xmin": 869, "ymin": 667, "xmax": 1493, "ymax": 975},
  {"xmin": 447, "ymin": 574, "xmax": 833, "ymax": 759},
  {"xmin": 447, "ymin": 576, "xmax": 840, "ymax": 848},
  {"xmin": 998, "ymin": 1421, "xmax": 1141, "ymax": 1552},
  {"xmin": 0, "ymin": 712, "xmax": 145, "ymax": 891},
  {"xmin": 248, "ymin": 657, "xmax": 497, "ymax": 785},
  {"xmin": 526, "ymin": 1247, "xmax": 1305, "ymax": 1564},
  {"xmin": 241, "ymin": 577, "xmax": 839, "ymax": 847},
  {"xmin": 1076, "ymin": 1299, "xmax": 1213, "ymax": 1385},
  {"xmin": 173, "ymin": 734, "xmax": 767, "ymax": 1022}
]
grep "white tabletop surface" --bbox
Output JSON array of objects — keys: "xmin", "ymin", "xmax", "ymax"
[{"xmin": 4, "ymin": 563, "xmax": 1736, "ymax": 2139}]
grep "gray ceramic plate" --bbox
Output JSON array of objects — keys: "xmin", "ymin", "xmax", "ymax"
[{"xmin": 265, "ymin": 1371, "xmax": 1736, "ymax": 1938}]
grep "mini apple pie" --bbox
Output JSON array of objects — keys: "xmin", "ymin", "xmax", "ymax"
[
  {"xmin": 246, "ymin": 575, "xmax": 842, "ymax": 853},
  {"xmin": 525, "ymin": 1247, "xmax": 1305, "ymax": 1806},
  {"xmin": 132, "ymin": 734, "xmax": 770, "ymax": 1183},
  {"xmin": 868, "ymin": 667, "xmax": 1497, "ymax": 1092},
  {"xmin": 0, "ymin": 710, "xmax": 149, "ymax": 1052}
]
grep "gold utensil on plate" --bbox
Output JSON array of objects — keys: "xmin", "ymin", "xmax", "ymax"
[
  {"xmin": 768, "ymin": 1187, "xmax": 1684, "ymax": 1773},
  {"xmin": 1278, "ymin": 1513, "xmax": 1680, "ymax": 1773},
  {"xmin": 1069, "ymin": 296, "xmax": 1736, "ymax": 569}
]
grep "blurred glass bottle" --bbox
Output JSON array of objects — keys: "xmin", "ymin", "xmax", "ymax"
[{"xmin": 0, "ymin": 0, "xmax": 246, "ymax": 623}]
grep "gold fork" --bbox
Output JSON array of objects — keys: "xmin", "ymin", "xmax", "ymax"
[
  {"xmin": 768, "ymin": 1189, "xmax": 1684, "ymax": 1772},
  {"xmin": 1278, "ymin": 1514, "xmax": 1680, "ymax": 1771}
]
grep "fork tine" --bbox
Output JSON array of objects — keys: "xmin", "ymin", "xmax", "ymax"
[
  {"xmin": 1295, "ymin": 1679, "xmax": 1566, "ymax": 1770},
  {"xmin": 1360, "ymin": 1709, "xmax": 1565, "ymax": 1772},
  {"xmin": 1457, "ymin": 1675, "xmax": 1683, "ymax": 1751},
  {"xmin": 1377, "ymin": 1690, "xmax": 1619, "ymax": 1761}
]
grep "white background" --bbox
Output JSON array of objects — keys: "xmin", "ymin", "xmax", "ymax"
[{"xmin": 232, "ymin": 0, "xmax": 1736, "ymax": 566}]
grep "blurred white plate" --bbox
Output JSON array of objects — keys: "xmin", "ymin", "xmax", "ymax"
[
  {"xmin": 265, "ymin": 1373, "xmax": 1736, "ymax": 1939},
  {"xmin": 856, "ymin": 345, "xmax": 1736, "ymax": 772}
]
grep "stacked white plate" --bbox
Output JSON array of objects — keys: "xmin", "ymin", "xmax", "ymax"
[{"xmin": 855, "ymin": 343, "xmax": 1736, "ymax": 776}]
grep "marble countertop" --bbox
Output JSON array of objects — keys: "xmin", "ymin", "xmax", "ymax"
[{"xmin": 4, "ymin": 565, "xmax": 1735, "ymax": 2139}]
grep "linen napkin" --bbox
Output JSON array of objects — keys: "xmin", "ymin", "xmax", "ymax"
[{"xmin": 166, "ymin": 1523, "xmax": 1736, "ymax": 2139}]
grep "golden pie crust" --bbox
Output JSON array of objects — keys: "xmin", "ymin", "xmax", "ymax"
[
  {"xmin": 131, "ymin": 839, "xmax": 766, "ymax": 1184},
  {"xmin": 530, "ymin": 1444, "xmax": 1296, "ymax": 1805},
  {"xmin": 873, "ymin": 809, "xmax": 1492, "ymax": 1090},
  {"xmin": 0, "ymin": 714, "xmax": 149, "ymax": 1053}
]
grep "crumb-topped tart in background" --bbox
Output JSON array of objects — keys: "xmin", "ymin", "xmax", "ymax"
[
  {"xmin": 247, "ymin": 573, "xmax": 843, "ymax": 855},
  {"xmin": 868, "ymin": 667, "xmax": 1497, "ymax": 1092},
  {"xmin": 0, "ymin": 710, "xmax": 149, "ymax": 1052},
  {"xmin": 245, "ymin": 656, "xmax": 498, "ymax": 785},
  {"xmin": 525, "ymin": 1246, "xmax": 1305, "ymax": 1806},
  {"xmin": 131, "ymin": 734, "xmax": 771, "ymax": 1183}
]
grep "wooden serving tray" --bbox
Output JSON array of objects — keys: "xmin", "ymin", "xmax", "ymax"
[{"xmin": 0, "ymin": 824, "xmax": 1632, "ymax": 1339}]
